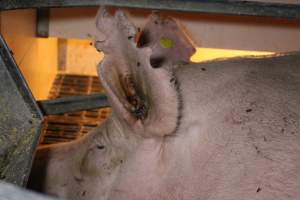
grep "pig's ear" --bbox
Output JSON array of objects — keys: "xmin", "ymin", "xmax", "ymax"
[
  {"xmin": 95, "ymin": 9, "xmax": 181, "ymax": 137},
  {"xmin": 137, "ymin": 12, "xmax": 196, "ymax": 67}
]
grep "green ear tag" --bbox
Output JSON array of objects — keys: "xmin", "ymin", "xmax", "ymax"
[{"xmin": 160, "ymin": 37, "xmax": 173, "ymax": 49}]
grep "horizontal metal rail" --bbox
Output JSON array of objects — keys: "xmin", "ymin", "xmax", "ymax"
[
  {"xmin": 38, "ymin": 94, "xmax": 110, "ymax": 115},
  {"xmin": 1, "ymin": 0, "xmax": 300, "ymax": 20}
]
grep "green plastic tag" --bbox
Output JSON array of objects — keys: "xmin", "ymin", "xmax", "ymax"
[{"xmin": 160, "ymin": 37, "xmax": 173, "ymax": 49}]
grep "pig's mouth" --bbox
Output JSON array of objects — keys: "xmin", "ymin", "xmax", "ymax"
[
  {"xmin": 95, "ymin": 8, "xmax": 195, "ymax": 137},
  {"xmin": 121, "ymin": 74, "xmax": 148, "ymax": 120}
]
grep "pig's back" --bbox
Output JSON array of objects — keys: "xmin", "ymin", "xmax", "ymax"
[
  {"xmin": 168, "ymin": 53, "xmax": 300, "ymax": 200},
  {"xmin": 107, "ymin": 53, "xmax": 300, "ymax": 200}
]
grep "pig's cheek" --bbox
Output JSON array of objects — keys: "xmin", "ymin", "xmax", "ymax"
[{"xmin": 81, "ymin": 147, "xmax": 110, "ymax": 175}]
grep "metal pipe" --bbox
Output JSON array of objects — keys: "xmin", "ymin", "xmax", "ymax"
[
  {"xmin": 38, "ymin": 94, "xmax": 110, "ymax": 115},
  {"xmin": 1, "ymin": 0, "xmax": 300, "ymax": 20}
]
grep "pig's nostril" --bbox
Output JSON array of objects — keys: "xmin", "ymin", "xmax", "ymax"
[
  {"xmin": 150, "ymin": 56, "xmax": 165, "ymax": 68},
  {"xmin": 96, "ymin": 145, "xmax": 105, "ymax": 150}
]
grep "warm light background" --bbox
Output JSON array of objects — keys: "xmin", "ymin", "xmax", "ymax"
[
  {"xmin": 0, "ymin": 9, "xmax": 274, "ymax": 101},
  {"xmin": 58, "ymin": 39, "xmax": 102, "ymax": 76},
  {"xmin": 61, "ymin": 39, "xmax": 273, "ymax": 75},
  {"xmin": 191, "ymin": 48, "xmax": 273, "ymax": 63},
  {"xmin": 0, "ymin": 10, "xmax": 58, "ymax": 100}
]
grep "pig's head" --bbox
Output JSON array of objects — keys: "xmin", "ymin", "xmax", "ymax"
[
  {"xmin": 87, "ymin": 8, "xmax": 195, "ymax": 197},
  {"xmin": 95, "ymin": 8, "xmax": 195, "ymax": 138}
]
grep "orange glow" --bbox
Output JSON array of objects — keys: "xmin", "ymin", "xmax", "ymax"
[
  {"xmin": 10, "ymin": 37, "xmax": 58, "ymax": 100},
  {"xmin": 63, "ymin": 39, "xmax": 103, "ymax": 76},
  {"xmin": 191, "ymin": 48, "xmax": 274, "ymax": 63}
]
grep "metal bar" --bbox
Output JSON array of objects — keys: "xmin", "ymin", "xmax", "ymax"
[
  {"xmin": 38, "ymin": 94, "xmax": 110, "ymax": 115},
  {"xmin": 0, "ymin": 34, "xmax": 42, "ymax": 186},
  {"xmin": 0, "ymin": 0, "xmax": 300, "ymax": 20},
  {"xmin": 36, "ymin": 8, "xmax": 50, "ymax": 38},
  {"xmin": 0, "ymin": 35, "xmax": 43, "ymax": 120}
]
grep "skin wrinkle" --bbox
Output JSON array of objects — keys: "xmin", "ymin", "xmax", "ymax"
[{"xmin": 173, "ymin": 73, "xmax": 184, "ymax": 135}]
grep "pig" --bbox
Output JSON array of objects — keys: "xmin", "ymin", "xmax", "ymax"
[{"xmin": 28, "ymin": 8, "xmax": 300, "ymax": 200}]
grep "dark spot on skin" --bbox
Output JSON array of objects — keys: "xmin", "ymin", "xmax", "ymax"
[
  {"xmin": 128, "ymin": 95, "xmax": 139, "ymax": 106},
  {"xmin": 96, "ymin": 145, "xmax": 105, "ymax": 150},
  {"xmin": 150, "ymin": 56, "xmax": 165, "ymax": 68},
  {"xmin": 174, "ymin": 79, "xmax": 178, "ymax": 86},
  {"xmin": 133, "ymin": 104, "xmax": 147, "ymax": 120},
  {"xmin": 201, "ymin": 68, "xmax": 206, "ymax": 71},
  {"xmin": 137, "ymin": 30, "xmax": 150, "ymax": 47},
  {"xmin": 137, "ymin": 62, "xmax": 140, "ymax": 67},
  {"xmin": 61, "ymin": 183, "xmax": 67, "ymax": 187},
  {"xmin": 283, "ymin": 117, "xmax": 288, "ymax": 123},
  {"xmin": 263, "ymin": 136, "xmax": 267, "ymax": 142},
  {"xmin": 154, "ymin": 20, "xmax": 158, "ymax": 24},
  {"xmin": 128, "ymin": 36, "xmax": 133, "ymax": 40},
  {"xmin": 82, "ymin": 191, "xmax": 86, "ymax": 196},
  {"xmin": 281, "ymin": 128, "xmax": 285, "ymax": 134},
  {"xmin": 89, "ymin": 42, "xmax": 93, "ymax": 46},
  {"xmin": 120, "ymin": 160, "xmax": 123, "ymax": 164},
  {"xmin": 256, "ymin": 187, "xmax": 262, "ymax": 192},
  {"xmin": 246, "ymin": 108, "xmax": 252, "ymax": 113},
  {"xmin": 291, "ymin": 132, "xmax": 295, "ymax": 135},
  {"xmin": 28, "ymin": 120, "xmax": 33, "ymax": 124},
  {"xmin": 74, "ymin": 176, "xmax": 84, "ymax": 183},
  {"xmin": 254, "ymin": 145, "xmax": 260, "ymax": 154}
]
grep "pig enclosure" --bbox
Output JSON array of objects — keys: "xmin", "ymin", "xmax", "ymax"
[{"xmin": 0, "ymin": 0, "xmax": 300, "ymax": 197}]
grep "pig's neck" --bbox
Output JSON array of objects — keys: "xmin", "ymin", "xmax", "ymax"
[{"xmin": 95, "ymin": 115, "xmax": 141, "ymax": 156}]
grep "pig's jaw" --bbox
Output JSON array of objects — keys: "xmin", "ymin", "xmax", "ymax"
[{"xmin": 77, "ymin": 116, "xmax": 140, "ymax": 200}]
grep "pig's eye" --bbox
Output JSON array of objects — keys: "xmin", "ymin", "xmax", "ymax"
[
  {"xmin": 96, "ymin": 145, "xmax": 105, "ymax": 150},
  {"xmin": 94, "ymin": 136, "xmax": 107, "ymax": 151}
]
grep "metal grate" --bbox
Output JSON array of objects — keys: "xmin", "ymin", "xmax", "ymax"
[{"xmin": 39, "ymin": 74, "xmax": 111, "ymax": 145}]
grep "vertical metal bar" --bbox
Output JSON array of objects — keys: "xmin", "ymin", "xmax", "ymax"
[{"xmin": 36, "ymin": 8, "xmax": 49, "ymax": 38}]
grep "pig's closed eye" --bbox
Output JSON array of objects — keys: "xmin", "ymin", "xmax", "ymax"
[
  {"xmin": 96, "ymin": 145, "xmax": 105, "ymax": 150},
  {"xmin": 94, "ymin": 137, "xmax": 106, "ymax": 150}
]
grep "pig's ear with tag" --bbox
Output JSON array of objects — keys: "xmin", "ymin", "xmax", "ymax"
[
  {"xmin": 95, "ymin": 8, "xmax": 182, "ymax": 137},
  {"xmin": 137, "ymin": 12, "xmax": 196, "ymax": 67}
]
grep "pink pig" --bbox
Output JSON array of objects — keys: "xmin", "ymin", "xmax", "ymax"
[{"xmin": 28, "ymin": 8, "xmax": 300, "ymax": 200}]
